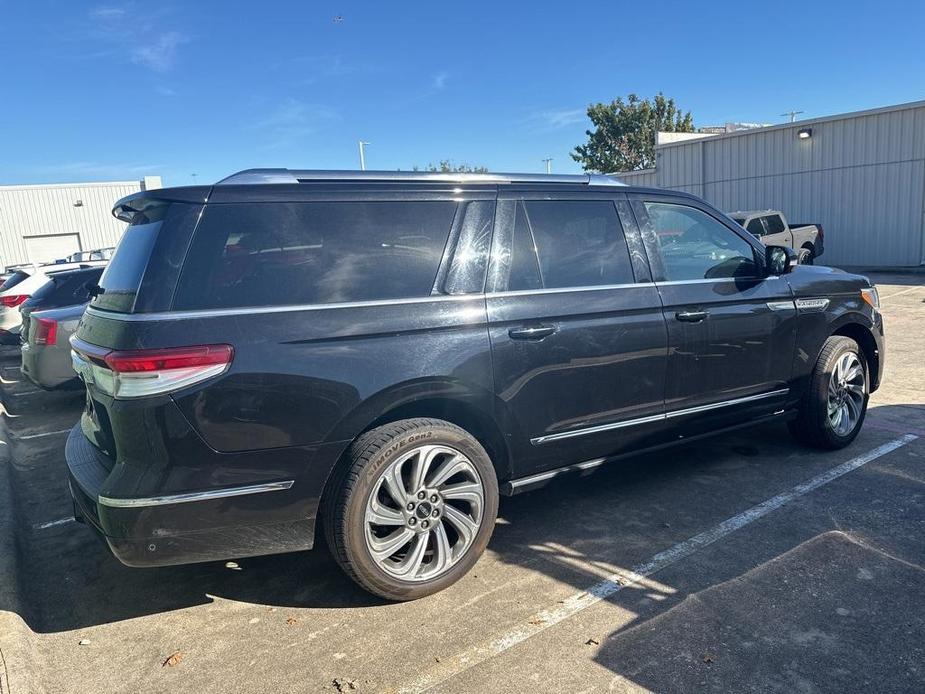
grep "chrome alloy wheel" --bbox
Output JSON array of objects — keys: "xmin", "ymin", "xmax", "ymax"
[
  {"xmin": 364, "ymin": 445, "xmax": 485, "ymax": 582},
  {"xmin": 827, "ymin": 351, "xmax": 866, "ymax": 436}
]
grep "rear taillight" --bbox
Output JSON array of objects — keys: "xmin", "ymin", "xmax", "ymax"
[
  {"xmin": 71, "ymin": 343, "xmax": 233, "ymax": 399},
  {"xmin": 34, "ymin": 317, "xmax": 58, "ymax": 346},
  {"xmin": 817, "ymin": 224, "xmax": 824, "ymax": 241},
  {"xmin": 1, "ymin": 295, "xmax": 27, "ymax": 308}
]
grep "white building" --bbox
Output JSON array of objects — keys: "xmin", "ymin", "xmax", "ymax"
[
  {"xmin": 617, "ymin": 99, "xmax": 925, "ymax": 268},
  {"xmin": 0, "ymin": 176, "xmax": 162, "ymax": 269}
]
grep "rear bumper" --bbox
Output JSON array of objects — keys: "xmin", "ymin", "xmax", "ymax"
[
  {"xmin": 21, "ymin": 343, "xmax": 79, "ymax": 390},
  {"xmin": 65, "ymin": 423, "xmax": 343, "ymax": 567}
]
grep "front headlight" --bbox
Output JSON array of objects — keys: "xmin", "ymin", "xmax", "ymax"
[{"xmin": 860, "ymin": 286, "xmax": 880, "ymax": 310}]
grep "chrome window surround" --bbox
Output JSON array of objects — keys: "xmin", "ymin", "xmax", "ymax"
[
  {"xmin": 98, "ymin": 480, "xmax": 294, "ymax": 508},
  {"xmin": 531, "ymin": 388, "xmax": 789, "ymax": 445}
]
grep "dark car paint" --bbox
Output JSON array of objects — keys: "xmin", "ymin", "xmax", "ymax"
[{"xmin": 67, "ymin": 181, "xmax": 885, "ymax": 568}]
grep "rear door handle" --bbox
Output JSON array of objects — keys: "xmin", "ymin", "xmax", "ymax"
[
  {"xmin": 675, "ymin": 310, "xmax": 708, "ymax": 323},
  {"xmin": 508, "ymin": 324, "xmax": 557, "ymax": 340}
]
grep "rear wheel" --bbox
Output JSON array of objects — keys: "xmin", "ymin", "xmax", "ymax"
[
  {"xmin": 324, "ymin": 418, "xmax": 498, "ymax": 600},
  {"xmin": 789, "ymin": 336, "xmax": 868, "ymax": 449},
  {"xmin": 798, "ymin": 246, "xmax": 815, "ymax": 265}
]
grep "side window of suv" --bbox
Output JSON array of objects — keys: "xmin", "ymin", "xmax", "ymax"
[
  {"xmin": 507, "ymin": 200, "xmax": 633, "ymax": 291},
  {"xmin": 644, "ymin": 202, "xmax": 758, "ymax": 281},
  {"xmin": 174, "ymin": 201, "xmax": 458, "ymax": 309}
]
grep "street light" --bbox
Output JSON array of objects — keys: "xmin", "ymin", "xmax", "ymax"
[
  {"xmin": 358, "ymin": 141, "xmax": 371, "ymax": 171},
  {"xmin": 542, "ymin": 158, "xmax": 553, "ymax": 174}
]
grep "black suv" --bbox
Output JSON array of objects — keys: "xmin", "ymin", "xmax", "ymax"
[{"xmin": 66, "ymin": 170, "xmax": 884, "ymax": 600}]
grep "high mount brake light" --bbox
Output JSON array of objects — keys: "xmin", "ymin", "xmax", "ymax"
[{"xmin": 71, "ymin": 343, "xmax": 234, "ymax": 398}]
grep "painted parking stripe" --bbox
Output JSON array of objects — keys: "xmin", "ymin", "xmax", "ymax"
[
  {"xmin": 33, "ymin": 517, "xmax": 76, "ymax": 530},
  {"xmin": 401, "ymin": 434, "xmax": 918, "ymax": 694},
  {"xmin": 14, "ymin": 428, "xmax": 73, "ymax": 440}
]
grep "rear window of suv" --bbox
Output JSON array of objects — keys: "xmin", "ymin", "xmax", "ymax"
[
  {"xmin": 92, "ymin": 204, "xmax": 167, "ymax": 312},
  {"xmin": 173, "ymin": 201, "xmax": 458, "ymax": 310}
]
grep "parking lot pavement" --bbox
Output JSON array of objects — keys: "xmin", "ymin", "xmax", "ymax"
[{"xmin": 0, "ymin": 273, "xmax": 923, "ymax": 694}]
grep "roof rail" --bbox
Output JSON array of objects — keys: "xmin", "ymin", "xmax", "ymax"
[{"xmin": 216, "ymin": 168, "xmax": 626, "ymax": 187}]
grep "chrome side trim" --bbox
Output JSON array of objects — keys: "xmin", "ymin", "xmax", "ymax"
[
  {"xmin": 655, "ymin": 276, "xmax": 779, "ymax": 286},
  {"xmin": 485, "ymin": 282, "xmax": 656, "ymax": 299},
  {"xmin": 506, "ymin": 457, "xmax": 607, "ymax": 492},
  {"xmin": 98, "ymin": 480, "xmax": 294, "ymax": 508},
  {"xmin": 795, "ymin": 298, "xmax": 830, "ymax": 312},
  {"xmin": 767, "ymin": 300, "xmax": 797, "ymax": 312},
  {"xmin": 531, "ymin": 413, "xmax": 665, "ymax": 445},
  {"xmin": 84, "ymin": 293, "xmax": 481, "ymax": 322},
  {"xmin": 531, "ymin": 388, "xmax": 789, "ymax": 445}
]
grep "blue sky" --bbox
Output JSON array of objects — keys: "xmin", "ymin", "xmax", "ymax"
[{"xmin": 2, "ymin": 0, "xmax": 924, "ymax": 186}]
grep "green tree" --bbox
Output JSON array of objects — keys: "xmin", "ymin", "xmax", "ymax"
[
  {"xmin": 571, "ymin": 93, "xmax": 694, "ymax": 173},
  {"xmin": 413, "ymin": 160, "xmax": 489, "ymax": 173}
]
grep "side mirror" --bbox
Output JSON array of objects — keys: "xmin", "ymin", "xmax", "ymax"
[{"xmin": 765, "ymin": 245, "xmax": 796, "ymax": 276}]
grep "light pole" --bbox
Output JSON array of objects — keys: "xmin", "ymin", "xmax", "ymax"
[
  {"xmin": 358, "ymin": 141, "xmax": 370, "ymax": 171},
  {"xmin": 780, "ymin": 110, "xmax": 804, "ymax": 123},
  {"xmin": 542, "ymin": 158, "xmax": 553, "ymax": 174}
]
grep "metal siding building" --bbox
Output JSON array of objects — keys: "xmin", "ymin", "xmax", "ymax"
[
  {"xmin": 623, "ymin": 100, "xmax": 925, "ymax": 267},
  {"xmin": 0, "ymin": 176, "xmax": 161, "ymax": 268}
]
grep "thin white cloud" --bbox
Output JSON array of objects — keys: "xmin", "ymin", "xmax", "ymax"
[
  {"xmin": 131, "ymin": 31, "xmax": 188, "ymax": 72},
  {"xmin": 30, "ymin": 161, "xmax": 164, "ymax": 179},
  {"xmin": 432, "ymin": 72, "xmax": 449, "ymax": 90},
  {"xmin": 527, "ymin": 107, "xmax": 588, "ymax": 131},
  {"xmin": 252, "ymin": 99, "xmax": 340, "ymax": 149},
  {"xmin": 88, "ymin": 3, "xmax": 189, "ymax": 73}
]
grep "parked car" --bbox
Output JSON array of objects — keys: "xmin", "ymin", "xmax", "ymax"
[
  {"xmin": 61, "ymin": 247, "xmax": 115, "ymax": 263},
  {"xmin": 729, "ymin": 210, "xmax": 824, "ymax": 264},
  {"xmin": 0, "ymin": 261, "xmax": 105, "ymax": 344},
  {"xmin": 21, "ymin": 303, "xmax": 87, "ymax": 390},
  {"xmin": 18, "ymin": 266, "xmax": 103, "ymax": 389},
  {"xmin": 66, "ymin": 169, "xmax": 883, "ymax": 601}
]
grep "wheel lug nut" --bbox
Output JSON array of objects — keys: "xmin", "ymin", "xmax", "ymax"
[
  {"xmin": 408, "ymin": 517, "xmax": 417, "ymax": 526},
  {"xmin": 417, "ymin": 491, "xmax": 426, "ymax": 500},
  {"xmin": 421, "ymin": 520, "xmax": 429, "ymax": 529},
  {"xmin": 432, "ymin": 509, "xmax": 440, "ymax": 517},
  {"xmin": 406, "ymin": 502, "xmax": 415, "ymax": 511},
  {"xmin": 430, "ymin": 494, "xmax": 438, "ymax": 502}
]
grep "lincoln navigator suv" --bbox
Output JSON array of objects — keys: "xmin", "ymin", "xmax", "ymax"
[{"xmin": 66, "ymin": 170, "xmax": 884, "ymax": 600}]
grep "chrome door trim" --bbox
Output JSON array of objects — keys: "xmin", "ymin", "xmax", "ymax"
[
  {"xmin": 530, "ymin": 388, "xmax": 789, "ymax": 445},
  {"xmin": 767, "ymin": 300, "xmax": 797, "ymax": 312},
  {"xmin": 98, "ymin": 480, "xmax": 294, "ymax": 508}
]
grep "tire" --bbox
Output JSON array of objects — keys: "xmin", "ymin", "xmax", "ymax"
[
  {"xmin": 800, "ymin": 247, "xmax": 815, "ymax": 265},
  {"xmin": 788, "ymin": 336, "xmax": 868, "ymax": 449},
  {"xmin": 323, "ymin": 418, "xmax": 499, "ymax": 600}
]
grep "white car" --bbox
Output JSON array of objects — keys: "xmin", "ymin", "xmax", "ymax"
[{"xmin": 0, "ymin": 261, "xmax": 105, "ymax": 344}]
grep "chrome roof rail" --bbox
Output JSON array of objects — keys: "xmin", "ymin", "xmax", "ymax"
[{"xmin": 216, "ymin": 169, "xmax": 627, "ymax": 186}]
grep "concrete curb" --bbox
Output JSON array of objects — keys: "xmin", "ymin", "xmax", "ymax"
[{"xmin": 0, "ymin": 362, "xmax": 41, "ymax": 694}]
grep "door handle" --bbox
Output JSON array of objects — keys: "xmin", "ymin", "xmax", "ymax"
[
  {"xmin": 675, "ymin": 310, "xmax": 708, "ymax": 323},
  {"xmin": 508, "ymin": 324, "xmax": 557, "ymax": 340}
]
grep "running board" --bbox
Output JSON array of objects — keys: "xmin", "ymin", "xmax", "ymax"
[{"xmin": 502, "ymin": 408, "xmax": 796, "ymax": 495}]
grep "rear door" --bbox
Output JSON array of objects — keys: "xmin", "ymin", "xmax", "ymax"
[
  {"xmin": 631, "ymin": 194, "xmax": 796, "ymax": 433},
  {"xmin": 486, "ymin": 190, "xmax": 668, "ymax": 476}
]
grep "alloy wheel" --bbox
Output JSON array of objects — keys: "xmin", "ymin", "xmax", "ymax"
[
  {"xmin": 364, "ymin": 444, "xmax": 484, "ymax": 582},
  {"xmin": 827, "ymin": 351, "xmax": 865, "ymax": 436}
]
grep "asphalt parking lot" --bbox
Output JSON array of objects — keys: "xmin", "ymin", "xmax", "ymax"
[{"xmin": 1, "ymin": 272, "xmax": 923, "ymax": 694}]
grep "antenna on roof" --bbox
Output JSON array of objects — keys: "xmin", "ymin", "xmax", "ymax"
[{"xmin": 780, "ymin": 110, "xmax": 805, "ymax": 123}]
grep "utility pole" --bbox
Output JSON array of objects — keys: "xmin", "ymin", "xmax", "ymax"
[
  {"xmin": 358, "ymin": 141, "xmax": 370, "ymax": 170},
  {"xmin": 542, "ymin": 158, "xmax": 553, "ymax": 174},
  {"xmin": 780, "ymin": 110, "xmax": 804, "ymax": 123}
]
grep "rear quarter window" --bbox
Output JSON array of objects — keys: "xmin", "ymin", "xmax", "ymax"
[
  {"xmin": 1, "ymin": 271, "xmax": 31, "ymax": 292},
  {"xmin": 173, "ymin": 201, "xmax": 458, "ymax": 310}
]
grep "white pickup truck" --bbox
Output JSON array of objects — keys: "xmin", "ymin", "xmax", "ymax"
[{"xmin": 729, "ymin": 210, "xmax": 825, "ymax": 264}]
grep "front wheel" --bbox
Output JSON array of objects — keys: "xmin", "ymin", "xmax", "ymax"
[
  {"xmin": 789, "ymin": 336, "xmax": 868, "ymax": 449},
  {"xmin": 324, "ymin": 418, "xmax": 498, "ymax": 600}
]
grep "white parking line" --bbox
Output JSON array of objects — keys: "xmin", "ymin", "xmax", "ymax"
[
  {"xmin": 880, "ymin": 285, "xmax": 921, "ymax": 300},
  {"xmin": 14, "ymin": 428, "xmax": 73, "ymax": 440},
  {"xmin": 401, "ymin": 434, "xmax": 918, "ymax": 694},
  {"xmin": 33, "ymin": 517, "xmax": 76, "ymax": 530}
]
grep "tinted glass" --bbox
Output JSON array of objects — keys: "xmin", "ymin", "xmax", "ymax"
[
  {"xmin": 32, "ymin": 268, "xmax": 103, "ymax": 306},
  {"xmin": 763, "ymin": 214, "xmax": 786, "ymax": 235},
  {"xmin": 508, "ymin": 200, "xmax": 633, "ymax": 290},
  {"xmin": 92, "ymin": 206, "xmax": 164, "ymax": 312},
  {"xmin": 644, "ymin": 202, "xmax": 758, "ymax": 281},
  {"xmin": 443, "ymin": 201, "xmax": 494, "ymax": 295},
  {"xmin": 746, "ymin": 218, "xmax": 766, "ymax": 236},
  {"xmin": 1, "ymin": 271, "xmax": 30, "ymax": 292},
  {"xmin": 174, "ymin": 201, "xmax": 457, "ymax": 309}
]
